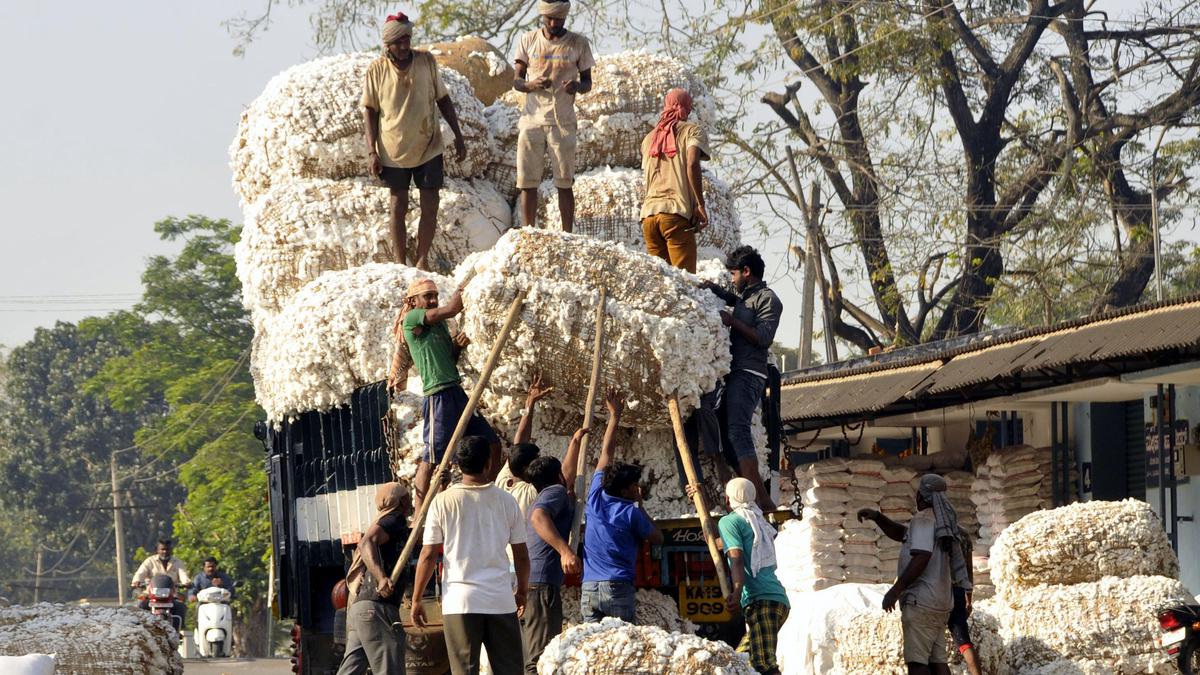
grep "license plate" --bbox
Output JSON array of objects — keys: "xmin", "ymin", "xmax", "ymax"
[
  {"xmin": 678, "ymin": 580, "xmax": 732, "ymax": 623},
  {"xmin": 1163, "ymin": 627, "xmax": 1187, "ymax": 647}
]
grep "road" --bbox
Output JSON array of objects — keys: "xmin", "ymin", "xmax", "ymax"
[{"xmin": 184, "ymin": 658, "xmax": 292, "ymax": 674}]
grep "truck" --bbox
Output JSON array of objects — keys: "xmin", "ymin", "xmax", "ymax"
[{"xmin": 264, "ymin": 371, "xmax": 784, "ymax": 674}]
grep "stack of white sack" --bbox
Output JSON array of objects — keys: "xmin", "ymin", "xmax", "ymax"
[
  {"xmin": 983, "ymin": 499, "xmax": 1188, "ymax": 673},
  {"xmin": 843, "ymin": 457, "xmax": 886, "ymax": 583},
  {"xmin": 537, "ymin": 618, "xmax": 752, "ymax": 675},
  {"xmin": 778, "ymin": 459, "xmax": 850, "ymax": 591},
  {"xmin": 877, "ymin": 465, "xmax": 916, "ymax": 582},
  {"xmin": 534, "ymin": 166, "xmax": 741, "ymax": 262},
  {"xmin": 230, "ymin": 52, "xmax": 494, "ymax": 206},
  {"xmin": 972, "ymin": 445, "xmax": 1044, "ymax": 553},
  {"xmin": 0, "ymin": 604, "xmax": 183, "ymax": 675},
  {"xmin": 943, "ymin": 470, "xmax": 977, "ymax": 537},
  {"xmin": 456, "ymin": 229, "xmax": 730, "ymax": 430},
  {"xmin": 1035, "ymin": 445, "xmax": 1079, "ymax": 508},
  {"xmin": 491, "ymin": 51, "xmax": 716, "ymax": 184},
  {"xmin": 235, "ymin": 176, "xmax": 510, "ymax": 318}
]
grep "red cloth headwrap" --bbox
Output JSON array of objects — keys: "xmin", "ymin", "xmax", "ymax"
[
  {"xmin": 386, "ymin": 12, "xmax": 409, "ymax": 22},
  {"xmin": 647, "ymin": 88, "xmax": 694, "ymax": 159}
]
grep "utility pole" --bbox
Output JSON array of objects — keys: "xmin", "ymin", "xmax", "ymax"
[
  {"xmin": 33, "ymin": 548, "xmax": 43, "ymax": 604},
  {"xmin": 111, "ymin": 451, "xmax": 128, "ymax": 606},
  {"xmin": 786, "ymin": 146, "xmax": 837, "ymax": 364},
  {"xmin": 1151, "ymin": 125, "xmax": 1170, "ymax": 302}
]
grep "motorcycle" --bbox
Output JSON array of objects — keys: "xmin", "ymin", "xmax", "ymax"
[
  {"xmin": 1157, "ymin": 603, "xmax": 1200, "ymax": 672},
  {"xmin": 193, "ymin": 585, "xmax": 234, "ymax": 658},
  {"xmin": 136, "ymin": 574, "xmax": 184, "ymax": 633}
]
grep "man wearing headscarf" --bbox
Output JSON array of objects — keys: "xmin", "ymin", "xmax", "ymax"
[
  {"xmin": 337, "ymin": 483, "xmax": 411, "ymax": 675},
  {"xmin": 362, "ymin": 12, "xmax": 467, "ymax": 270},
  {"xmin": 714, "ymin": 478, "xmax": 789, "ymax": 675},
  {"xmin": 857, "ymin": 474, "xmax": 957, "ymax": 675},
  {"xmin": 512, "ymin": 0, "xmax": 594, "ymax": 231},
  {"xmin": 387, "ymin": 278, "xmax": 502, "ymax": 513},
  {"xmin": 640, "ymin": 87, "xmax": 711, "ymax": 273}
]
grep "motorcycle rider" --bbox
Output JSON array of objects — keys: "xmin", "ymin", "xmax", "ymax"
[
  {"xmin": 190, "ymin": 557, "xmax": 234, "ymax": 602},
  {"xmin": 132, "ymin": 538, "xmax": 190, "ymax": 628}
]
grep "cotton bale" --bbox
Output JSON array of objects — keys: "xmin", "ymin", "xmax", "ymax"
[
  {"xmin": 251, "ymin": 264, "xmax": 456, "ymax": 422},
  {"xmin": 230, "ymin": 52, "xmax": 493, "ymax": 205},
  {"xmin": 455, "ymin": 229, "xmax": 730, "ymax": 430},
  {"xmin": 559, "ymin": 586, "xmax": 696, "ymax": 633},
  {"xmin": 426, "ymin": 36, "xmax": 513, "ymax": 104},
  {"xmin": 990, "ymin": 575, "xmax": 1191, "ymax": 673},
  {"xmin": 236, "ymin": 177, "xmax": 510, "ymax": 318},
  {"xmin": 537, "ymin": 618, "xmax": 753, "ymax": 675},
  {"xmin": 830, "ymin": 605, "xmax": 1008, "ymax": 675},
  {"xmin": 0, "ymin": 603, "xmax": 183, "ymax": 675},
  {"xmin": 990, "ymin": 499, "xmax": 1178, "ymax": 598},
  {"xmin": 532, "ymin": 166, "xmax": 742, "ymax": 260}
]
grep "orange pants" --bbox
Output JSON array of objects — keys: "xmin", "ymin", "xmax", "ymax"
[{"xmin": 641, "ymin": 213, "xmax": 697, "ymax": 273}]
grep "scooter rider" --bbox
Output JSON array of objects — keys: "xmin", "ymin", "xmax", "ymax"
[
  {"xmin": 132, "ymin": 538, "xmax": 190, "ymax": 628},
  {"xmin": 190, "ymin": 557, "xmax": 234, "ymax": 602}
]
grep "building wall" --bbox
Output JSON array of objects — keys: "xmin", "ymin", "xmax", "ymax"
[{"xmin": 1145, "ymin": 385, "xmax": 1200, "ymax": 595}]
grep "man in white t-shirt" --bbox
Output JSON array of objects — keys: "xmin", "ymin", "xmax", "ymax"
[
  {"xmin": 857, "ymin": 474, "xmax": 955, "ymax": 675},
  {"xmin": 412, "ymin": 436, "xmax": 530, "ymax": 675},
  {"xmin": 511, "ymin": 0, "xmax": 594, "ymax": 231}
]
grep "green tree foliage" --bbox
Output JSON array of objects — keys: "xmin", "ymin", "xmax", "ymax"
[{"xmin": 90, "ymin": 215, "xmax": 268, "ymax": 654}]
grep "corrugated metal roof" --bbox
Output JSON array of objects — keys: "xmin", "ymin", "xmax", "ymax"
[
  {"xmin": 780, "ymin": 297, "xmax": 1200, "ymax": 424},
  {"xmin": 780, "ymin": 362, "xmax": 941, "ymax": 422}
]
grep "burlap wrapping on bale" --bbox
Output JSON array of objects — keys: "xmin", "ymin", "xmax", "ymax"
[
  {"xmin": 236, "ymin": 177, "xmax": 510, "ymax": 317},
  {"xmin": 424, "ymin": 36, "xmax": 513, "ymax": 104},
  {"xmin": 537, "ymin": 618, "xmax": 753, "ymax": 675},
  {"xmin": 830, "ymin": 606, "xmax": 1007, "ymax": 675},
  {"xmin": 229, "ymin": 53, "xmax": 493, "ymax": 205},
  {"xmin": 251, "ymin": 264, "xmax": 456, "ymax": 421},
  {"xmin": 0, "ymin": 604, "xmax": 183, "ymax": 675},
  {"xmin": 983, "ymin": 576, "xmax": 1190, "ymax": 673},
  {"xmin": 559, "ymin": 586, "xmax": 697, "ymax": 634},
  {"xmin": 457, "ymin": 229, "xmax": 730, "ymax": 430},
  {"xmin": 990, "ymin": 499, "xmax": 1178, "ymax": 599},
  {"xmin": 534, "ymin": 167, "xmax": 741, "ymax": 260}
]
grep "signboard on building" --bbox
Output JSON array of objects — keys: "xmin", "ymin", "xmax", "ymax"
[{"xmin": 1145, "ymin": 419, "xmax": 1190, "ymax": 482}]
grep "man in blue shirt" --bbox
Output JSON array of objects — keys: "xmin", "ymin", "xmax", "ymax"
[
  {"xmin": 189, "ymin": 557, "xmax": 234, "ymax": 602},
  {"xmin": 581, "ymin": 390, "xmax": 664, "ymax": 622},
  {"xmin": 520, "ymin": 426, "xmax": 585, "ymax": 673},
  {"xmin": 717, "ymin": 478, "xmax": 789, "ymax": 675}
]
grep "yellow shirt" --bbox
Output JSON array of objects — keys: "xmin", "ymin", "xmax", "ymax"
[
  {"xmin": 513, "ymin": 28, "xmax": 595, "ymax": 130},
  {"xmin": 361, "ymin": 51, "xmax": 449, "ymax": 168},
  {"xmin": 640, "ymin": 121, "xmax": 711, "ymax": 220}
]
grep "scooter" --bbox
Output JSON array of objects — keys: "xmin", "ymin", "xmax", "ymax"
[
  {"xmin": 1157, "ymin": 603, "xmax": 1200, "ymax": 672},
  {"xmin": 136, "ymin": 574, "xmax": 184, "ymax": 633},
  {"xmin": 194, "ymin": 586, "xmax": 234, "ymax": 658}
]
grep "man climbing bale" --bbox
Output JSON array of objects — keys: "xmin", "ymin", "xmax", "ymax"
[
  {"xmin": 363, "ymin": 12, "xmax": 467, "ymax": 269},
  {"xmin": 640, "ymin": 88, "xmax": 710, "ymax": 274},
  {"xmin": 702, "ymin": 245, "xmax": 782, "ymax": 511},
  {"xmin": 512, "ymin": 0, "xmax": 594, "ymax": 231},
  {"xmin": 388, "ymin": 277, "xmax": 501, "ymax": 512}
]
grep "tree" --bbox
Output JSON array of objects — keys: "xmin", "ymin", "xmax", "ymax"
[{"xmin": 90, "ymin": 216, "xmax": 268, "ymax": 655}]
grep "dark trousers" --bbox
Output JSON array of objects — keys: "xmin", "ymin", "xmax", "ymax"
[
  {"xmin": 521, "ymin": 584, "xmax": 563, "ymax": 674},
  {"xmin": 443, "ymin": 612, "xmax": 523, "ymax": 675}
]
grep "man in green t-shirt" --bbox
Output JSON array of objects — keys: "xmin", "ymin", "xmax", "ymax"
[
  {"xmin": 388, "ymin": 278, "xmax": 501, "ymax": 511},
  {"xmin": 716, "ymin": 478, "xmax": 789, "ymax": 675}
]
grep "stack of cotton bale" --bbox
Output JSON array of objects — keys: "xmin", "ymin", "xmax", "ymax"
[
  {"xmin": 0, "ymin": 604, "xmax": 183, "ymax": 675},
  {"xmin": 983, "ymin": 499, "xmax": 1187, "ymax": 673},
  {"xmin": 537, "ymin": 618, "xmax": 753, "ymax": 674}
]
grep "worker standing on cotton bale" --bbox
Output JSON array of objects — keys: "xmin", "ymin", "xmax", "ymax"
[
  {"xmin": 337, "ymin": 483, "xmax": 411, "ymax": 675},
  {"xmin": 581, "ymin": 389, "xmax": 664, "ymax": 622},
  {"xmin": 362, "ymin": 12, "xmax": 468, "ymax": 270},
  {"xmin": 639, "ymin": 88, "xmax": 710, "ymax": 274},
  {"xmin": 412, "ymin": 437, "xmax": 529, "ymax": 675},
  {"xmin": 388, "ymin": 278, "xmax": 502, "ymax": 512},
  {"xmin": 701, "ymin": 246, "xmax": 781, "ymax": 511},
  {"xmin": 857, "ymin": 474, "xmax": 969, "ymax": 675},
  {"xmin": 715, "ymin": 478, "xmax": 789, "ymax": 675},
  {"xmin": 512, "ymin": 0, "xmax": 594, "ymax": 231},
  {"xmin": 520, "ymin": 427, "xmax": 586, "ymax": 674}
]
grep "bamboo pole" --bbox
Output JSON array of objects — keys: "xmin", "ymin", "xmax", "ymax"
[
  {"xmin": 389, "ymin": 291, "xmax": 527, "ymax": 583},
  {"xmin": 568, "ymin": 288, "xmax": 608, "ymax": 551},
  {"xmin": 667, "ymin": 395, "xmax": 731, "ymax": 597}
]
